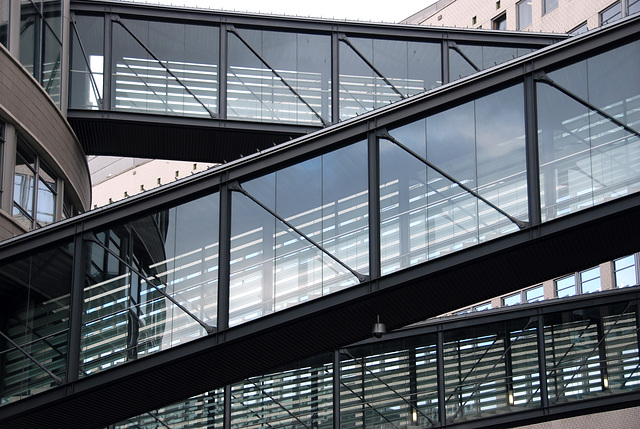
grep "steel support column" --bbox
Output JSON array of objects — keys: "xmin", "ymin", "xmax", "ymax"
[
  {"xmin": 368, "ymin": 130, "xmax": 381, "ymax": 281},
  {"xmin": 66, "ymin": 230, "xmax": 85, "ymax": 382},
  {"xmin": 524, "ymin": 73, "xmax": 542, "ymax": 227},
  {"xmin": 218, "ymin": 180, "xmax": 232, "ymax": 330}
]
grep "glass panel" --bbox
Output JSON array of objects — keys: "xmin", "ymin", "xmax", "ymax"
[
  {"xmin": 614, "ymin": 255, "xmax": 637, "ymax": 288},
  {"xmin": 339, "ymin": 37, "xmax": 441, "ymax": 120},
  {"xmin": 0, "ymin": 240, "xmax": 73, "ymax": 405},
  {"xmin": 229, "ymin": 141, "xmax": 368, "ymax": 327},
  {"xmin": 0, "ymin": 0, "xmax": 9, "ymax": 47},
  {"xmin": 556, "ymin": 275, "xmax": 576, "ymax": 298},
  {"xmin": 232, "ymin": 359, "xmax": 334, "ymax": 428},
  {"xmin": 42, "ymin": 24, "xmax": 62, "ymax": 106},
  {"xmin": 115, "ymin": 390, "xmax": 225, "ymax": 428},
  {"xmin": 112, "ymin": 18, "xmax": 218, "ymax": 117},
  {"xmin": 228, "ymin": 28, "xmax": 330, "ymax": 125},
  {"xmin": 449, "ymin": 44, "xmax": 520, "ymax": 80},
  {"xmin": 70, "ymin": 15, "xmax": 104, "ymax": 110},
  {"xmin": 518, "ymin": 0, "xmax": 532, "ymax": 30},
  {"xmin": 580, "ymin": 267, "xmax": 601, "ymax": 294},
  {"xmin": 545, "ymin": 302, "xmax": 640, "ymax": 404},
  {"xmin": 19, "ymin": 3, "xmax": 37, "ymax": 78},
  {"xmin": 444, "ymin": 319, "xmax": 540, "ymax": 424},
  {"xmin": 630, "ymin": 0, "xmax": 640, "ymax": 15},
  {"xmin": 341, "ymin": 338, "xmax": 438, "ymax": 428},
  {"xmin": 382, "ymin": 84, "xmax": 526, "ymax": 275},
  {"xmin": 538, "ymin": 40, "xmax": 640, "ymax": 221},
  {"xmin": 13, "ymin": 144, "xmax": 36, "ymax": 228},
  {"xmin": 601, "ymin": 2, "xmax": 622, "ymax": 25},
  {"xmin": 81, "ymin": 193, "xmax": 220, "ymax": 376}
]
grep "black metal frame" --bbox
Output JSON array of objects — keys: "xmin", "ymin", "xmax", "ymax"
[{"xmin": 0, "ymin": 11, "xmax": 639, "ymax": 428}]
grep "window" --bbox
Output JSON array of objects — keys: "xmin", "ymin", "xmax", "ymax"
[
  {"xmin": 556, "ymin": 275, "xmax": 576, "ymax": 298},
  {"xmin": 518, "ymin": 0, "xmax": 532, "ymax": 30},
  {"xmin": 492, "ymin": 13, "xmax": 507, "ymax": 30},
  {"xmin": 13, "ymin": 138, "xmax": 57, "ymax": 230},
  {"xmin": 525, "ymin": 285, "xmax": 544, "ymax": 303},
  {"xmin": 496, "ymin": 1, "xmax": 501, "ymax": 9},
  {"xmin": 544, "ymin": 0, "xmax": 558, "ymax": 14},
  {"xmin": 0, "ymin": 0, "xmax": 9, "ymax": 48},
  {"xmin": 615, "ymin": 255, "xmax": 637, "ymax": 288},
  {"xmin": 0, "ymin": 120, "xmax": 4, "ymax": 197},
  {"xmin": 630, "ymin": 0, "xmax": 640, "ymax": 15},
  {"xmin": 472, "ymin": 16, "xmax": 477, "ymax": 25},
  {"xmin": 569, "ymin": 21, "xmax": 589, "ymax": 35},
  {"xmin": 473, "ymin": 302, "xmax": 492, "ymax": 312},
  {"xmin": 555, "ymin": 266, "xmax": 601, "ymax": 298},
  {"xmin": 503, "ymin": 292, "xmax": 521, "ymax": 306},
  {"xmin": 600, "ymin": 2, "xmax": 622, "ymax": 25}
]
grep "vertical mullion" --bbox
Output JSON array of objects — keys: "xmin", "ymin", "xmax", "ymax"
[
  {"xmin": 66, "ymin": 229, "xmax": 86, "ymax": 383},
  {"xmin": 103, "ymin": 13, "xmax": 113, "ymax": 111},
  {"xmin": 333, "ymin": 349, "xmax": 341, "ymax": 429},
  {"xmin": 536, "ymin": 313, "xmax": 550, "ymax": 409},
  {"xmin": 368, "ymin": 130, "xmax": 381, "ymax": 280},
  {"xmin": 217, "ymin": 178, "xmax": 231, "ymax": 330},
  {"xmin": 331, "ymin": 31, "xmax": 339, "ymax": 124},
  {"xmin": 219, "ymin": 23, "xmax": 228, "ymax": 120},
  {"xmin": 524, "ymin": 73, "xmax": 541, "ymax": 227}
]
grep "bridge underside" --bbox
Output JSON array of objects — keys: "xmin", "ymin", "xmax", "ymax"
[
  {"xmin": 68, "ymin": 111, "xmax": 316, "ymax": 162},
  {"xmin": 2, "ymin": 192, "xmax": 639, "ymax": 428}
]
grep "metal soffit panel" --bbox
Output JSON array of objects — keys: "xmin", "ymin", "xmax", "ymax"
[
  {"xmin": 1, "ymin": 193, "xmax": 640, "ymax": 428},
  {"xmin": 68, "ymin": 113, "xmax": 315, "ymax": 162}
]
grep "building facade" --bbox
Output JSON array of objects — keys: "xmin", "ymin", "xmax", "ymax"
[
  {"xmin": 0, "ymin": 0, "xmax": 90, "ymax": 240},
  {"xmin": 403, "ymin": 0, "xmax": 640, "ymax": 34},
  {"xmin": 0, "ymin": 1, "xmax": 639, "ymax": 428}
]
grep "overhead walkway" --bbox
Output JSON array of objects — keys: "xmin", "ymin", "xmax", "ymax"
[
  {"xmin": 113, "ymin": 286, "xmax": 640, "ymax": 428},
  {"xmin": 68, "ymin": 0, "xmax": 562, "ymax": 161},
  {"xmin": 0, "ymin": 13, "xmax": 639, "ymax": 428}
]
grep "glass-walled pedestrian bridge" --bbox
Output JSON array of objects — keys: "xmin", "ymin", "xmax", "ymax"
[
  {"xmin": 114, "ymin": 287, "xmax": 640, "ymax": 428},
  {"xmin": 68, "ymin": 0, "xmax": 562, "ymax": 161},
  {"xmin": 1, "ymin": 13, "xmax": 640, "ymax": 428}
]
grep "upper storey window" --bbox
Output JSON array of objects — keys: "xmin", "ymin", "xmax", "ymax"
[
  {"xmin": 517, "ymin": 0, "xmax": 532, "ymax": 30},
  {"xmin": 600, "ymin": 2, "xmax": 622, "ymax": 25},
  {"xmin": 492, "ymin": 13, "xmax": 507, "ymax": 30},
  {"xmin": 19, "ymin": 0, "xmax": 62, "ymax": 106},
  {"xmin": 0, "ymin": 0, "xmax": 9, "ymax": 47},
  {"xmin": 543, "ymin": 0, "xmax": 558, "ymax": 15}
]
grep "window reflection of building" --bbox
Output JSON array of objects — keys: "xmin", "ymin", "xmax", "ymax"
[
  {"xmin": 19, "ymin": 0, "xmax": 62, "ymax": 106},
  {"xmin": 13, "ymin": 138, "xmax": 57, "ymax": 230}
]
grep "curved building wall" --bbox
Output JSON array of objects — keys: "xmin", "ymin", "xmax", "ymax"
[{"xmin": 0, "ymin": 42, "xmax": 90, "ymax": 240}]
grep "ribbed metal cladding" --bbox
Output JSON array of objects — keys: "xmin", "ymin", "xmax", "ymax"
[{"xmin": 68, "ymin": 117, "xmax": 310, "ymax": 163}]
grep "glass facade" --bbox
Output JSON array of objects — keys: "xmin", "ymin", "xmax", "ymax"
[
  {"xmin": 19, "ymin": 0, "xmax": 62, "ymax": 105},
  {"xmin": 13, "ymin": 139, "xmax": 57, "ymax": 230},
  {"xmin": 114, "ymin": 294, "xmax": 640, "ymax": 428},
  {"xmin": 229, "ymin": 28, "xmax": 330, "ymax": 125},
  {"xmin": 0, "ymin": 240, "xmax": 74, "ymax": 405},
  {"xmin": 538, "ymin": 39, "xmax": 640, "ymax": 221},
  {"xmin": 3, "ymin": 8, "xmax": 640, "ymax": 424},
  {"xmin": 69, "ymin": 13, "xmax": 547, "ymax": 125},
  {"xmin": 229, "ymin": 140, "xmax": 369, "ymax": 326},
  {"xmin": 339, "ymin": 37, "xmax": 441, "ymax": 120},
  {"xmin": 544, "ymin": 0, "xmax": 558, "ymax": 14},
  {"xmin": 381, "ymin": 83, "xmax": 527, "ymax": 274},
  {"xmin": 111, "ymin": 18, "xmax": 218, "ymax": 117},
  {"xmin": 449, "ymin": 44, "xmax": 533, "ymax": 80},
  {"xmin": 631, "ymin": 0, "xmax": 640, "ymax": 15},
  {"xmin": 81, "ymin": 193, "xmax": 219, "ymax": 375}
]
